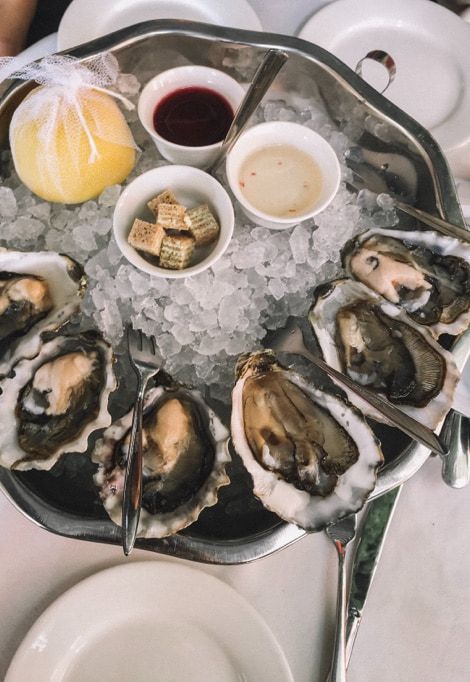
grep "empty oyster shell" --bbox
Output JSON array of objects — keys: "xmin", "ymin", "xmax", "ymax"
[
  {"xmin": 0, "ymin": 248, "xmax": 86, "ymax": 378},
  {"xmin": 342, "ymin": 228, "xmax": 470, "ymax": 337},
  {"xmin": 309, "ymin": 278, "xmax": 460, "ymax": 429},
  {"xmin": 92, "ymin": 385, "xmax": 230, "ymax": 538},
  {"xmin": 0, "ymin": 331, "xmax": 116, "ymax": 470},
  {"xmin": 231, "ymin": 350, "xmax": 383, "ymax": 531}
]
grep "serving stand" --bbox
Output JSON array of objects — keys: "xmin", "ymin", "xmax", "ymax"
[{"xmin": 0, "ymin": 20, "xmax": 467, "ymax": 564}]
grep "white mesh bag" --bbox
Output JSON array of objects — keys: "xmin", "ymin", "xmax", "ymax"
[{"xmin": 1, "ymin": 52, "xmax": 137, "ymax": 204}]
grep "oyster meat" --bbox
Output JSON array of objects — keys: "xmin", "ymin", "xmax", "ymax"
[
  {"xmin": 231, "ymin": 351, "xmax": 383, "ymax": 531},
  {"xmin": 0, "ymin": 273, "xmax": 52, "ymax": 348},
  {"xmin": 0, "ymin": 249, "xmax": 86, "ymax": 378},
  {"xmin": 93, "ymin": 385, "xmax": 230, "ymax": 538},
  {"xmin": 309, "ymin": 278, "xmax": 460, "ymax": 429},
  {"xmin": 342, "ymin": 228, "xmax": 470, "ymax": 337},
  {"xmin": 0, "ymin": 331, "xmax": 116, "ymax": 470}
]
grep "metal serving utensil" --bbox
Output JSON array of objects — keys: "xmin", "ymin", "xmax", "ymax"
[
  {"xmin": 123, "ymin": 325, "xmax": 163, "ymax": 556},
  {"xmin": 208, "ymin": 48, "xmax": 288, "ymax": 173},
  {"xmin": 326, "ymin": 514, "xmax": 357, "ymax": 682},
  {"xmin": 264, "ymin": 318, "xmax": 448, "ymax": 456}
]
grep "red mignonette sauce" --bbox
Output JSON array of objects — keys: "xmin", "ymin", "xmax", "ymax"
[{"xmin": 153, "ymin": 87, "xmax": 234, "ymax": 147}]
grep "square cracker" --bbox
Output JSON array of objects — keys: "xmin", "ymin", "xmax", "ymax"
[
  {"xmin": 186, "ymin": 204, "xmax": 220, "ymax": 245},
  {"xmin": 147, "ymin": 189, "xmax": 178, "ymax": 217},
  {"xmin": 127, "ymin": 218, "xmax": 165, "ymax": 257},
  {"xmin": 159, "ymin": 234, "xmax": 195, "ymax": 269},
  {"xmin": 157, "ymin": 202, "xmax": 191, "ymax": 231}
]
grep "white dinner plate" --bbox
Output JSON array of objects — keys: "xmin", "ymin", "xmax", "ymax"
[
  {"xmin": 5, "ymin": 562, "xmax": 293, "ymax": 682},
  {"xmin": 298, "ymin": 0, "xmax": 470, "ymax": 155},
  {"xmin": 57, "ymin": 0, "xmax": 263, "ymax": 51}
]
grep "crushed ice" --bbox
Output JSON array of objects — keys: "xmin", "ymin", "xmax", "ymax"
[{"xmin": 0, "ymin": 71, "xmax": 398, "ymax": 405}]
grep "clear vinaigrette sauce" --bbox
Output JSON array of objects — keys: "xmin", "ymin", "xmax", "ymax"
[{"xmin": 238, "ymin": 144, "xmax": 323, "ymax": 217}]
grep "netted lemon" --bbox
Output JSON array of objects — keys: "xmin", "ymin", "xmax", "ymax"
[{"xmin": 10, "ymin": 86, "xmax": 136, "ymax": 204}]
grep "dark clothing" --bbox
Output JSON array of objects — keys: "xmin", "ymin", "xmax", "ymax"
[{"xmin": 26, "ymin": 0, "xmax": 73, "ymax": 46}]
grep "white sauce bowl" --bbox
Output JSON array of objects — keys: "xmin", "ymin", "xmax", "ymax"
[
  {"xmin": 113, "ymin": 165, "xmax": 234, "ymax": 279},
  {"xmin": 226, "ymin": 121, "xmax": 341, "ymax": 230}
]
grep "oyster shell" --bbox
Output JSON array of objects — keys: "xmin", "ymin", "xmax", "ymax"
[
  {"xmin": 0, "ymin": 331, "xmax": 116, "ymax": 470},
  {"xmin": 342, "ymin": 228, "xmax": 470, "ymax": 337},
  {"xmin": 92, "ymin": 385, "xmax": 230, "ymax": 538},
  {"xmin": 309, "ymin": 278, "xmax": 460, "ymax": 429},
  {"xmin": 0, "ymin": 249, "xmax": 86, "ymax": 378},
  {"xmin": 231, "ymin": 351, "xmax": 383, "ymax": 531}
]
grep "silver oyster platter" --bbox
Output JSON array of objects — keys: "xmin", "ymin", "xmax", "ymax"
[{"xmin": 0, "ymin": 20, "xmax": 468, "ymax": 565}]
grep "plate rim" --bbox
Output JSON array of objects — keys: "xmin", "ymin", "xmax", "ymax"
[
  {"xmin": 57, "ymin": 0, "xmax": 263, "ymax": 50},
  {"xmin": 297, "ymin": 0, "xmax": 470, "ymax": 151}
]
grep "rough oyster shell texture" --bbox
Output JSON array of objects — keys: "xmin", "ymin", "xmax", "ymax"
[
  {"xmin": 309, "ymin": 278, "xmax": 460, "ymax": 430},
  {"xmin": 92, "ymin": 385, "xmax": 230, "ymax": 539},
  {"xmin": 342, "ymin": 228, "xmax": 470, "ymax": 338},
  {"xmin": 230, "ymin": 351, "xmax": 383, "ymax": 531},
  {"xmin": 0, "ymin": 331, "xmax": 116, "ymax": 471},
  {"xmin": 0, "ymin": 248, "xmax": 86, "ymax": 378}
]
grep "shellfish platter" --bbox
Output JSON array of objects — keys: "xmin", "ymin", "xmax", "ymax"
[{"xmin": 1, "ymin": 30, "xmax": 469, "ymax": 563}]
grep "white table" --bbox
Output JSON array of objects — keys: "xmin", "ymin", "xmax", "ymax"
[{"xmin": 2, "ymin": 2, "xmax": 470, "ymax": 680}]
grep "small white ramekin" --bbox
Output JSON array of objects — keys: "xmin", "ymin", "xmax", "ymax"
[
  {"xmin": 138, "ymin": 66, "xmax": 245, "ymax": 169},
  {"xmin": 226, "ymin": 121, "xmax": 341, "ymax": 230},
  {"xmin": 113, "ymin": 166, "xmax": 234, "ymax": 279}
]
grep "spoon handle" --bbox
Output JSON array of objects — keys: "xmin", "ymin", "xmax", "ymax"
[{"xmin": 209, "ymin": 49, "xmax": 288, "ymax": 173}]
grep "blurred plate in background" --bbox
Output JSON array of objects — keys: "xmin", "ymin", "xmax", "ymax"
[{"xmin": 57, "ymin": 0, "xmax": 263, "ymax": 50}]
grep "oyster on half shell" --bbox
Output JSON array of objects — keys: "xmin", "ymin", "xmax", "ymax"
[
  {"xmin": 231, "ymin": 351, "xmax": 383, "ymax": 531},
  {"xmin": 93, "ymin": 385, "xmax": 230, "ymax": 539},
  {"xmin": 342, "ymin": 228, "xmax": 470, "ymax": 337},
  {"xmin": 0, "ymin": 249, "xmax": 86, "ymax": 378},
  {"xmin": 309, "ymin": 279, "xmax": 460, "ymax": 429},
  {"xmin": 0, "ymin": 331, "xmax": 116, "ymax": 470}
]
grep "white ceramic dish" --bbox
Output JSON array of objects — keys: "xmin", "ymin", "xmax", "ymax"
[
  {"xmin": 138, "ymin": 66, "xmax": 245, "ymax": 169},
  {"xmin": 5, "ymin": 562, "xmax": 293, "ymax": 682},
  {"xmin": 113, "ymin": 165, "xmax": 234, "ymax": 278},
  {"xmin": 226, "ymin": 121, "xmax": 341, "ymax": 229},
  {"xmin": 298, "ymin": 0, "xmax": 470, "ymax": 179},
  {"xmin": 57, "ymin": 0, "xmax": 263, "ymax": 50}
]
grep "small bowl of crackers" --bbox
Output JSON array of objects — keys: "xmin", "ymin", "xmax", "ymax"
[{"xmin": 113, "ymin": 165, "xmax": 234, "ymax": 278}]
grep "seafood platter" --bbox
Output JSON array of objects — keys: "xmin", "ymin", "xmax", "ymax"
[{"xmin": 0, "ymin": 20, "xmax": 469, "ymax": 564}]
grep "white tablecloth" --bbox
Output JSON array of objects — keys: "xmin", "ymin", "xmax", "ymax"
[
  {"xmin": 2, "ymin": 457, "xmax": 470, "ymax": 681},
  {"xmin": 2, "ymin": 2, "xmax": 470, "ymax": 680}
]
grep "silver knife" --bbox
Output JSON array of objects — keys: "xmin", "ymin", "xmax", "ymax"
[{"xmin": 345, "ymin": 486, "xmax": 402, "ymax": 665}]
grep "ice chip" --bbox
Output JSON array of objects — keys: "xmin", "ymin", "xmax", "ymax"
[
  {"xmin": 98, "ymin": 184, "xmax": 122, "ymax": 207},
  {"xmin": 0, "ymin": 187, "xmax": 17, "ymax": 219},
  {"xmin": 289, "ymin": 224, "xmax": 311, "ymax": 264}
]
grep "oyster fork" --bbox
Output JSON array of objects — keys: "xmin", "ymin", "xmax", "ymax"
[
  {"xmin": 123, "ymin": 325, "xmax": 163, "ymax": 556},
  {"xmin": 326, "ymin": 514, "xmax": 357, "ymax": 682}
]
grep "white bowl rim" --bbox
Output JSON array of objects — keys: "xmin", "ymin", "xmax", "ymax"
[
  {"xmin": 226, "ymin": 121, "xmax": 341, "ymax": 224},
  {"xmin": 137, "ymin": 65, "xmax": 245, "ymax": 153},
  {"xmin": 113, "ymin": 165, "xmax": 234, "ymax": 279}
]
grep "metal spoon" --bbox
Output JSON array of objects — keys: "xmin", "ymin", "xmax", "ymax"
[{"xmin": 208, "ymin": 48, "xmax": 288, "ymax": 174}]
